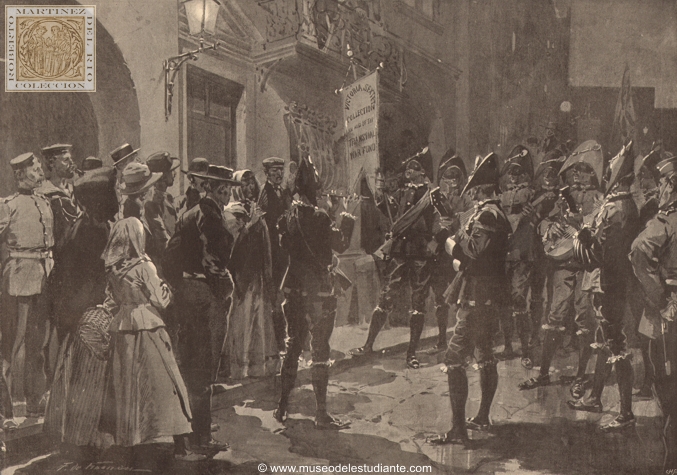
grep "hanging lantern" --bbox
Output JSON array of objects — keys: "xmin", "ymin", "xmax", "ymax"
[{"xmin": 184, "ymin": 0, "xmax": 220, "ymax": 37}]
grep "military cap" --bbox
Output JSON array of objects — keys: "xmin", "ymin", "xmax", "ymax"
[
  {"xmin": 438, "ymin": 148, "xmax": 467, "ymax": 182},
  {"xmin": 560, "ymin": 140, "xmax": 604, "ymax": 184},
  {"xmin": 110, "ymin": 143, "xmax": 140, "ymax": 167},
  {"xmin": 501, "ymin": 145, "xmax": 534, "ymax": 178},
  {"xmin": 191, "ymin": 165, "xmax": 242, "ymax": 185},
  {"xmin": 262, "ymin": 157, "xmax": 285, "ymax": 169},
  {"xmin": 41, "ymin": 143, "xmax": 72, "ymax": 157},
  {"xmin": 405, "ymin": 159, "xmax": 423, "ymax": 171},
  {"xmin": 146, "ymin": 151, "xmax": 180, "ymax": 173},
  {"xmin": 10, "ymin": 152, "xmax": 37, "ymax": 171},
  {"xmin": 461, "ymin": 152, "xmax": 499, "ymax": 196},
  {"xmin": 657, "ymin": 152, "xmax": 677, "ymax": 178},
  {"xmin": 295, "ymin": 157, "xmax": 321, "ymax": 206},
  {"xmin": 82, "ymin": 156, "xmax": 103, "ymax": 171},
  {"xmin": 181, "ymin": 157, "xmax": 210, "ymax": 175},
  {"xmin": 119, "ymin": 162, "xmax": 162, "ymax": 195}
]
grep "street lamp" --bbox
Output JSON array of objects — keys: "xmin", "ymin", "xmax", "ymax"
[{"xmin": 164, "ymin": 0, "xmax": 221, "ymax": 121}]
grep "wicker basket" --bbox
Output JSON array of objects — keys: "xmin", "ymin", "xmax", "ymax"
[{"xmin": 78, "ymin": 306, "xmax": 114, "ymax": 360}]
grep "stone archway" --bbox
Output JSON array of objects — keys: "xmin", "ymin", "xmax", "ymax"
[{"xmin": 0, "ymin": 0, "xmax": 140, "ymax": 196}]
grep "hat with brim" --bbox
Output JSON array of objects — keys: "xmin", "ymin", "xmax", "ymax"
[
  {"xmin": 119, "ymin": 162, "xmax": 163, "ymax": 195},
  {"xmin": 181, "ymin": 157, "xmax": 210, "ymax": 175},
  {"xmin": 500, "ymin": 145, "xmax": 534, "ymax": 178},
  {"xmin": 559, "ymin": 140, "xmax": 604, "ymax": 184},
  {"xmin": 191, "ymin": 165, "xmax": 242, "ymax": 185},
  {"xmin": 461, "ymin": 152, "xmax": 499, "ymax": 197},
  {"xmin": 146, "ymin": 151, "xmax": 180, "ymax": 173},
  {"xmin": 42, "ymin": 143, "xmax": 72, "ymax": 157},
  {"xmin": 110, "ymin": 143, "xmax": 140, "ymax": 167},
  {"xmin": 605, "ymin": 141, "xmax": 635, "ymax": 195}
]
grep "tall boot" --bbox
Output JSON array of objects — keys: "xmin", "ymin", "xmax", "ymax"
[
  {"xmin": 275, "ymin": 360, "xmax": 298, "ymax": 421},
  {"xmin": 589, "ymin": 350, "xmax": 611, "ymax": 402},
  {"xmin": 406, "ymin": 311, "xmax": 425, "ymax": 367},
  {"xmin": 614, "ymin": 357, "xmax": 634, "ymax": 417},
  {"xmin": 435, "ymin": 304, "xmax": 449, "ymax": 348},
  {"xmin": 311, "ymin": 365, "xmax": 329, "ymax": 418},
  {"xmin": 447, "ymin": 367, "xmax": 469, "ymax": 438},
  {"xmin": 473, "ymin": 363, "xmax": 498, "ymax": 425},
  {"xmin": 363, "ymin": 307, "xmax": 388, "ymax": 353},
  {"xmin": 637, "ymin": 336, "xmax": 654, "ymax": 397},
  {"xmin": 530, "ymin": 299, "xmax": 544, "ymax": 345},
  {"xmin": 500, "ymin": 310, "xmax": 515, "ymax": 356},
  {"xmin": 575, "ymin": 332, "xmax": 594, "ymax": 379}
]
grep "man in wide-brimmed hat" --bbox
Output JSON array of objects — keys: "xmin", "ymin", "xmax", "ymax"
[
  {"xmin": 110, "ymin": 143, "xmax": 140, "ymax": 173},
  {"xmin": 498, "ymin": 144, "xmax": 538, "ymax": 368},
  {"xmin": 258, "ymin": 157, "xmax": 293, "ymax": 353},
  {"xmin": 163, "ymin": 164, "xmax": 241, "ymax": 454},
  {"xmin": 630, "ymin": 151, "xmax": 677, "ymax": 470},
  {"xmin": 179, "ymin": 157, "xmax": 210, "ymax": 213},
  {"xmin": 567, "ymin": 141, "xmax": 640, "ymax": 433},
  {"xmin": 349, "ymin": 157, "xmax": 436, "ymax": 370},
  {"xmin": 427, "ymin": 149, "xmax": 473, "ymax": 354},
  {"xmin": 273, "ymin": 156, "xmax": 355, "ymax": 430},
  {"xmin": 429, "ymin": 152, "xmax": 511, "ymax": 445},
  {"xmin": 145, "ymin": 151, "xmax": 180, "ymax": 247},
  {"xmin": 0, "ymin": 152, "xmax": 54, "ymax": 426}
]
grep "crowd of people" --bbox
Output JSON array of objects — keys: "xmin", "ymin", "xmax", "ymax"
[
  {"xmin": 0, "ymin": 129, "xmax": 676, "ymax": 471},
  {"xmin": 0, "ymin": 143, "xmax": 355, "ymax": 461}
]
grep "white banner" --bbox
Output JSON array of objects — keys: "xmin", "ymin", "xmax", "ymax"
[{"xmin": 343, "ymin": 70, "xmax": 379, "ymax": 195}]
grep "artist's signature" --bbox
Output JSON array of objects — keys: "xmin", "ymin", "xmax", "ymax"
[
  {"xmin": 666, "ymin": 469, "xmax": 677, "ymax": 475},
  {"xmin": 57, "ymin": 461, "xmax": 151, "ymax": 472}
]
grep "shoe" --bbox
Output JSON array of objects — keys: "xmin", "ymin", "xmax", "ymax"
[
  {"xmin": 518, "ymin": 374, "xmax": 550, "ymax": 390},
  {"xmin": 349, "ymin": 346, "xmax": 373, "ymax": 357},
  {"xmin": 2, "ymin": 419, "xmax": 18, "ymax": 431},
  {"xmin": 427, "ymin": 428, "xmax": 469, "ymax": 445},
  {"xmin": 315, "ymin": 414, "xmax": 351, "ymax": 430},
  {"xmin": 570, "ymin": 378, "xmax": 588, "ymax": 400},
  {"xmin": 466, "ymin": 417, "xmax": 491, "ymax": 431},
  {"xmin": 406, "ymin": 356, "xmax": 420, "ymax": 369},
  {"xmin": 426, "ymin": 343, "xmax": 446, "ymax": 355},
  {"xmin": 600, "ymin": 414, "xmax": 635, "ymax": 432},
  {"xmin": 175, "ymin": 451, "xmax": 208, "ymax": 462},
  {"xmin": 567, "ymin": 398, "xmax": 602, "ymax": 413},
  {"xmin": 521, "ymin": 357, "xmax": 534, "ymax": 369},
  {"xmin": 192, "ymin": 437, "xmax": 229, "ymax": 454},
  {"xmin": 273, "ymin": 408, "xmax": 288, "ymax": 423}
]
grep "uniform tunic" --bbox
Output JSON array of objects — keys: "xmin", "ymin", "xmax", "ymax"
[{"xmin": 445, "ymin": 199, "xmax": 510, "ymax": 368}]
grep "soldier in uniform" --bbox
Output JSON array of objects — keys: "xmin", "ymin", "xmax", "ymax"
[
  {"xmin": 0, "ymin": 153, "xmax": 54, "ymax": 425},
  {"xmin": 179, "ymin": 157, "xmax": 210, "ymax": 214},
  {"xmin": 145, "ymin": 152, "xmax": 180, "ymax": 258},
  {"xmin": 427, "ymin": 150, "xmax": 472, "ymax": 353},
  {"xmin": 349, "ymin": 159, "xmax": 435, "ymax": 369},
  {"xmin": 567, "ymin": 142, "xmax": 640, "ymax": 432},
  {"xmin": 258, "ymin": 157, "xmax": 293, "ymax": 353},
  {"xmin": 499, "ymin": 145, "xmax": 536, "ymax": 368},
  {"xmin": 273, "ymin": 157, "xmax": 355, "ymax": 429},
  {"xmin": 629, "ymin": 153, "xmax": 677, "ymax": 469},
  {"xmin": 429, "ymin": 153, "xmax": 510, "ymax": 444},
  {"xmin": 163, "ymin": 165, "xmax": 239, "ymax": 453},
  {"xmin": 520, "ymin": 142, "xmax": 603, "ymax": 396},
  {"xmin": 39, "ymin": 144, "xmax": 79, "ymax": 249}
]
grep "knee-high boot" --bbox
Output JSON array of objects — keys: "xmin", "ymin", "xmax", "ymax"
[
  {"xmin": 475, "ymin": 363, "xmax": 498, "ymax": 422},
  {"xmin": 639, "ymin": 335, "xmax": 654, "ymax": 393},
  {"xmin": 447, "ymin": 367, "xmax": 468, "ymax": 434},
  {"xmin": 516, "ymin": 311, "xmax": 531, "ymax": 360},
  {"xmin": 364, "ymin": 307, "xmax": 388, "ymax": 351},
  {"xmin": 311, "ymin": 364, "xmax": 330, "ymax": 419},
  {"xmin": 575, "ymin": 332, "xmax": 593, "ymax": 379},
  {"xmin": 501, "ymin": 310, "xmax": 514, "ymax": 351},
  {"xmin": 589, "ymin": 350, "xmax": 611, "ymax": 402},
  {"xmin": 277, "ymin": 357, "xmax": 299, "ymax": 415},
  {"xmin": 615, "ymin": 357, "xmax": 634, "ymax": 417},
  {"xmin": 407, "ymin": 311, "xmax": 425, "ymax": 358}
]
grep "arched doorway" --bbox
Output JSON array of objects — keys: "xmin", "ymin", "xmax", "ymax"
[{"xmin": 0, "ymin": 0, "xmax": 140, "ymax": 196}]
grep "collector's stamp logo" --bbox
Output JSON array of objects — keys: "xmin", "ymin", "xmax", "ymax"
[{"xmin": 5, "ymin": 6, "xmax": 95, "ymax": 91}]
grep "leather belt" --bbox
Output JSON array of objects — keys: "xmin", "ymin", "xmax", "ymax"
[{"xmin": 9, "ymin": 249, "xmax": 53, "ymax": 259}]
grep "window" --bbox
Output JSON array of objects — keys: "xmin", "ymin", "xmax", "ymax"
[
  {"xmin": 186, "ymin": 65, "xmax": 243, "ymax": 168},
  {"xmin": 400, "ymin": 0, "xmax": 440, "ymax": 23}
]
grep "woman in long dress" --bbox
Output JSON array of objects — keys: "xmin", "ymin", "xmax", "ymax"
[
  {"xmin": 99, "ymin": 217, "xmax": 196, "ymax": 458},
  {"xmin": 224, "ymin": 170, "xmax": 279, "ymax": 379}
]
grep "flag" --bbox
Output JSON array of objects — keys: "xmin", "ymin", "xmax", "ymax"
[{"xmin": 610, "ymin": 64, "xmax": 637, "ymax": 151}]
